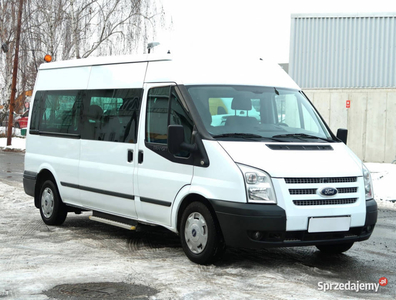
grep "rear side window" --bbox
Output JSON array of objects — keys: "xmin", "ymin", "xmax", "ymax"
[
  {"xmin": 30, "ymin": 90, "xmax": 83, "ymax": 134},
  {"xmin": 81, "ymin": 89, "xmax": 142, "ymax": 143},
  {"xmin": 30, "ymin": 89, "xmax": 143, "ymax": 143}
]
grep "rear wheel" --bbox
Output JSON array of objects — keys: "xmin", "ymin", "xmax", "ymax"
[
  {"xmin": 180, "ymin": 201, "xmax": 225, "ymax": 265},
  {"xmin": 316, "ymin": 242, "xmax": 354, "ymax": 254},
  {"xmin": 39, "ymin": 180, "xmax": 67, "ymax": 225}
]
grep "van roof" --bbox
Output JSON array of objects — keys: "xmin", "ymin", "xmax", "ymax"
[
  {"xmin": 38, "ymin": 54, "xmax": 300, "ymax": 90},
  {"xmin": 39, "ymin": 54, "xmax": 171, "ymax": 70}
]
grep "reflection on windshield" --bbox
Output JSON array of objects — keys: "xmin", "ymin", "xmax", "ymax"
[{"xmin": 186, "ymin": 85, "xmax": 334, "ymax": 142}]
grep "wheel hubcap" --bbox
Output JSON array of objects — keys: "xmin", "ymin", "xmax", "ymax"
[
  {"xmin": 184, "ymin": 212, "xmax": 208, "ymax": 254},
  {"xmin": 41, "ymin": 187, "xmax": 54, "ymax": 219}
]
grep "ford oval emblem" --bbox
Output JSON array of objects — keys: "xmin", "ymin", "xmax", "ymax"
[{"xmin": 320, "ymin": 187, "xmax": 338, "ymax": 197}]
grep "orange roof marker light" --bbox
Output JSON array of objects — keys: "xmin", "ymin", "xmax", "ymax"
[{"xmin": 44, "ymin": 54, "xmax": 52, "ymax": 62}]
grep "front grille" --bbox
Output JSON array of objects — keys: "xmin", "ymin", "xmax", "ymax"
[
  {"xmin": 337, "ymin": 187, "xmax": 358, "ymax": 193},
  {"xmin": 285, "ymin": 177, "xmax": 357, "ymax": 184},
  {"xmin": 293, "ymin": 198, "xmax": 357, "ymax": 206},
  {"xmin": 289, "ymin": 187, "xmax": 357, "ymax": 195},
  {"xmin": 289, "ymin": 189, "xmax": 317, "ymax": 195},
  {"xmin": 283, "ymin": 176, "xmax": 360, "ymax": 207}
]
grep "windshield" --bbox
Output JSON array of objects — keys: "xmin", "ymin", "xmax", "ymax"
[{"xmin": 186, "ymin": 85, "xmax": 334, "ymax": 142}]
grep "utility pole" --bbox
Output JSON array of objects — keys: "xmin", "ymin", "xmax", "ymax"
[{"xmin": 7, "ymin": 0, "xmax": 24, "ymax": 146}]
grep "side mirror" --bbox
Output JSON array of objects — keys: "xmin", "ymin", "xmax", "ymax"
[
  {"xmin": 168, "ymin": 125, "xmax": 198, "ymax": 155},
  {"xmin": 337, "ymin": 128, "xmax": 348, "ymax": 144},
  {"xmin": 168, "ymin": 125, "xmax": 185, "ymax": 154}
]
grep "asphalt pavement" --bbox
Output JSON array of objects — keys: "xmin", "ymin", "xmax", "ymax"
[{"xmin": 0, "ymin": 150, "xmax": 24, "ymax": 185}]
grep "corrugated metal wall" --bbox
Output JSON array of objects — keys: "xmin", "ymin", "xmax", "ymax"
[{"xmin": 289, "ymin": 13, "xmax": 396, "ymax": 89}]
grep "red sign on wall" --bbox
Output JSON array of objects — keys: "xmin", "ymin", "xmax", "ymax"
[{"xmin": 346, "ymin": 100, "xmax": 351, "ymax": 108}]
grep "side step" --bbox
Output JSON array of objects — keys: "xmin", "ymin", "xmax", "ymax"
[{"xmin": 89, "ymin": 211, "xmax": 137, "ymax": 231}]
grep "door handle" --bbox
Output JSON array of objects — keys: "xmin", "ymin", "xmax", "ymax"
[
  {"xmin": 138, "ymin": 150, "xmax": 144, "ymax": 164},
  {"xmin": 127, "ymin": 150, "xmax": 133, "ymax": 162}
]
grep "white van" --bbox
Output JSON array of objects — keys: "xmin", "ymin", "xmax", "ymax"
[{"xmin": 23, "ymin": 55, "xmax": 377, "ymax": 264}]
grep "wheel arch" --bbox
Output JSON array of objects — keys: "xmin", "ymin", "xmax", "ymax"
[
  {"xmin": 176, "ymin": 193, "xmax": 215, "ymax": 232},
  {"xmin": 175, "ymin": 193, "xmax": 224, "ymax": 247},
  {"xmin": 34, "ymin": 169, "xmax": 57, "ymax": 208}
]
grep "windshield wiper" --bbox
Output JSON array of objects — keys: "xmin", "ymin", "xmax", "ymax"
[
  {"xmin": 213, "ymin": 133, "xmax": 283, "ymax": 141},
  {"xmin": 272, "ymin": 133, "xmax": 335, "ymax": 142},
  {"xmin": 213, "ymin": 133, "xmax": 263, "ymax": 138}
]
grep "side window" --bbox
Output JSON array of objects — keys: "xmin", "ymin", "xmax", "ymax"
[
  {"xmin": 146, "ymin": 86, "xmax": 193, "ymax": 157},
  {"xmin": 170, "ymin": 87, "xmax": 194, "ymax": 157},
  {"xmin": 169, "ymin": 87, "xmax": 193, "ymax": 144},
  {"xmin": 146, "ymin": 86, "xmax": 170, "ymax": 144},
  {"xmin": 82, "ymin": 89, "xmax": 142, "ymax": 142},
  {"xmin": 31, "ymin": 90, "xmax": 82, "ymax": 134},
  {"xmin": 30, "ymin": 91, "xmax": 45, "ymax": 131}
]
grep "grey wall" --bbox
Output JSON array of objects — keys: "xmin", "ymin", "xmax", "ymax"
[
  {"xmin": 305, "ymin": 89, "xmax": 396, "ymax": 163},
  {"xmin": 290, "ymin": 13, "xmax": 396, "ymax": 89}
]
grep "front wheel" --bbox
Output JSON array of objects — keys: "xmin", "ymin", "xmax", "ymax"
[
  {"xmin": 39, "ymin": 180, "xmax": 67, "ymax": 225},
  {"xmin": 180, "ymin": 201, "xmax": 224, "ymax": 265},
  {"xmin": 316, "ymin": 242, "xmax": 354, "ymax": 254}
]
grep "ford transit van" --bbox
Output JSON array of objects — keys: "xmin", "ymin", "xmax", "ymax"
[{"xmin": 23, "ymin": 55, "xmax": 377, "ymax": 264}]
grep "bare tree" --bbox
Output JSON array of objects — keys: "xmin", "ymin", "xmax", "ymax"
[
  {"xmin": 0, "ymin": 0, "xmax": 165, "ymax": 126},
  {"xmin": 68, "ymin": 0, "xmax": 164, "ymax": 59},
  {"xmin": 0, "ymin": 0, "xmax": 17, "ymax": 121}
]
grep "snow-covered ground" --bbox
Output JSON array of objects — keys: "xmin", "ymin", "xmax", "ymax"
[
  {"xmin": 366, "ymin": 163, "xmax": 396, "ymax": 209},
  {"xmin": 0, "ymin": 127, "xmax": 26, "ymax": 151}
]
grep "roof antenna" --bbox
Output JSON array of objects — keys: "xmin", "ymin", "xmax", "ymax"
[{"xmin": 147, "ymin": 42, "xmax": 160, "ymax": 54}]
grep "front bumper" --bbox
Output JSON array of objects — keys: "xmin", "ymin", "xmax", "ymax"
[{"xmin": 209, "ymin": 199, "xmax": 377, "ymax": 249}]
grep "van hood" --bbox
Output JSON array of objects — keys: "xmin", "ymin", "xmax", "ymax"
[{"xmin": 218, "ymin": 141, "xmax": 363, "ymax": 178}]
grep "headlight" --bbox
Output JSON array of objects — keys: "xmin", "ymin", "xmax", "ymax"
[
  {"xmin": 362, "ymin": 164, "xmax": 374, "ymax": 200},
  {"xmin": 237, "ymin": 164, "xmax": 277, "ymax": 204}
]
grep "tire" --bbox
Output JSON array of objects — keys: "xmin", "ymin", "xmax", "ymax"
[
  {"xmin": 39, "ymin": 180, "xmax": 67, "ymax": 225},
  {"xmin": 180, "ymin": 201, "xmax": 225, "ymax": 265},
  {"xmin": 316, "ymin": 242, "xmax": 354, "ymax": 254}
]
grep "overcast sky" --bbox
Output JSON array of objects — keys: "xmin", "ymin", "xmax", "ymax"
[{"xmin": 157, "ymin": 0, "xmax": 396, "ymax": 63}]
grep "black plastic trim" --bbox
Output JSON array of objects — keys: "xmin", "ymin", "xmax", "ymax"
[
  {"xmin": 365, "ymin": 198, "xmax": 378, "ymax": 226},
  {"xmin": 208, "ymin": 199, "xmax": 377, "ymax": 249},
  {"xmin": 140, "ymin": 197, "xmax": 172, "ymax": 207},
  {"xmin": 29, "ymin": 130, "xmax": 81, "ymax": 139},
  {"xmin": 145, "ymin": 132, "xmax": 209, "ymax": 167},
  {"xmin": 60, "ymin": 182, "xmax": 135, "ymax": 200},
  {"xmin": 209, "ymin": 199, "xmax": 287, "ymax": 248},
  {"xmin": 23, "ymin": 171, "xmax": 37, "ymax": 197},
  {"xmin": 267, "ymin": 144, "xmax": 333, "ymax": 151}
]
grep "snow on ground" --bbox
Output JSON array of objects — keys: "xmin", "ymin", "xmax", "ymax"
[
  {"xmin": 1, "ymin": 181, "xmax": 391, "ymax": 300},
  {"xmin": 366, "ymin": 163, "xmax": 396, "ymax": 210},
  {"xmin": 0, "ymin": 137, "xmax": 26, "ymax": 151},
  {"xmin": 0, "ymin": 126, "xmax": 26, "ymax": 151}
]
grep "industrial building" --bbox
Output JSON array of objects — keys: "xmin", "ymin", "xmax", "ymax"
[{"xmin": 289, "ymin": 13, "xmax": 396, "ymax": 163}]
